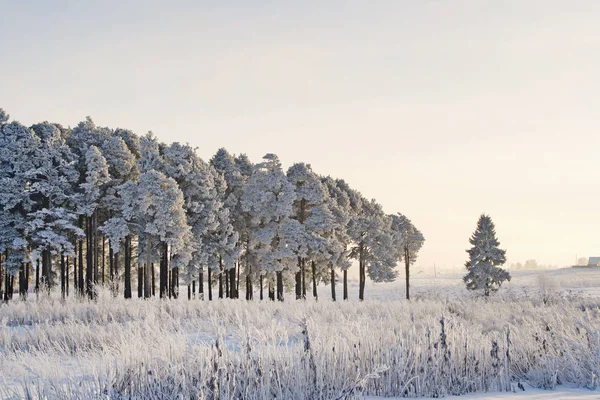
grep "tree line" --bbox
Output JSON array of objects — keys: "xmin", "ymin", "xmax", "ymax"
[{"xmin": 0, "ymin": 108, "xmax": 425, "ymax": 302}]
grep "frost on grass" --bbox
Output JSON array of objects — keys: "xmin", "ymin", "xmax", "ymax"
[{"xmin": 2, "ymin": 288, "xmax": 600, "ymax": 399}]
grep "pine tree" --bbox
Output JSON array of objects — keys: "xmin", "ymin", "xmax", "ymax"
[
  {"xmin": 390, "ymin": 214, "xmax": 424, "ymax": 300},
  {"xmin": 463, "ymin": 214, "xmax": 510, "ymax": 296},
  {"xmin": 241, "ymin": 154, "xmax": 296, "ymax": 301}
]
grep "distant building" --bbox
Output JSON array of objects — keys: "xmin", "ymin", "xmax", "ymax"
[{"xmin": 587, "ymin": 257, "xmax": 600, "ymax": 267}]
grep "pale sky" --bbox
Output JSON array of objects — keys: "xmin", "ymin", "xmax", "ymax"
[{"xmin": 1, "ymin": 1, "xmax": 599, "ymax": 271}]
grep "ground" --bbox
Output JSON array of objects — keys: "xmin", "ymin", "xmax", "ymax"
[{"xmin": 1, "ymin": 267, "xmax": 600, "ymax": 399}]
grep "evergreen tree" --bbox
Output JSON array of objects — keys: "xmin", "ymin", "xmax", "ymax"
[
  {"xmin": 463, "ymin": 214, "xmax": 510, "ymax": 296},
  {"xmin": 390, "ymin": 214, "xmax": 424, "ymax": 300},
  {"xmin": 241, "ymin": 154, "xmax": 296, "ymax": 301}
]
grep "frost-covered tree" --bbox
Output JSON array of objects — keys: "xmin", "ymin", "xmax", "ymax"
[
  {"xmin": 99, "ymin": 135, "xmax": 138, "ymax": 292},
  {"xmin": 390, "ymin": 214, "xmax": 425, "ymax": 300},
  {"xmin": 242, "ymin": 154, "xmax": 296, "ymax": 301},
  {"xmin": 210, "ymin": 148, "xmax": 247, "ymax": 298},
  {"xmin": 125, "ymin": 170, "xmax": 193, "ymax": 299},
  {"xmin": 287, "ymin": 163, "xmax": 333, "ymax": 300},
  {"xmin": 346, "ymin": 195, "xmax": 397, "ymax": 301},
  {"xmin": 320, "ymin": 176, "xmax": 352, "ymax": 301},
  {"xmin": 463, "ymin": 214, "xmax": 510, "ymax": 296},
  {"xmin": 28, "ymin": 122, "xmax": 82, "ymax": 294}
]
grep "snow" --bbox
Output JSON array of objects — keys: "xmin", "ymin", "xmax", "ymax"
[{"xmin": 1, "ymin": 267, "xmax": 600, "ymax": 399}]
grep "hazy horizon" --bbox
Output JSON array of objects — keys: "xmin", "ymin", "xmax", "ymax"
[{"xmin": 1, "ymin": 1, "xmax": 599, "ymax": 272}]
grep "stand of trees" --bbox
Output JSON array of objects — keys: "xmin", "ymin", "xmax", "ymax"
[{"xmin": 0, "ymin": 109, "xmax": 424, "ymax": 302}]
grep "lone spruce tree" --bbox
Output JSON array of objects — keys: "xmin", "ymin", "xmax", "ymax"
[{"xmin": 464, "ymin": 214, "xmax": 510, "ymax": 296}]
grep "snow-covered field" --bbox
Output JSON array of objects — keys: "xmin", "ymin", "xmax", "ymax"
[{"xmin": 2, "ymin": 267, "xmax": 600, "ymax": 399}]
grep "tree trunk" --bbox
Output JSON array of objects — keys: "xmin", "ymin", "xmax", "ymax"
[
  {"xmin": 86, "ymin": 215, "xmax": 93, "ymax": 298},
  {"xmin": 199, "ymin": 269, "xmax": 204, "ymax": 300},
  {"xmin": 143, "ymin": 236, "xmax": 151, "ymax": 299},
  {"xmin": 136, "ymin": 265, "xmax": 142, "ymax": 298},
  {"xmin": 268, "ymin": 280, "xmax": 274, "ymax": 301},
  {"xmin": 188, "ymin": 284, "xmax": 191, "ymax": 300},
  {"xmin": 312, "ymin": 261, "xmax": 317, "ymax": 300},
  {"xmin": 259, "ymin": 274, "xmax": 264, "ymax": 300},
  {"xmin": 151, "ymin": 263, "xmax": 156, "ymax": 297},
  {"xmin": 230, "ymin": 266, "xmax": 237, "ymax": 299},
  {"xmin": 0, "ymin": 254, "xmax": 3, "ymax": 300},
  {"xmin": 192, "ymin": 280, "xmax": 196, "ymax": 298},
  {"xmin": 78, "ymin": 230, "xmax": 84, "ymax": 294},
  {"xmin": 245, "ymin": 262, "xmax": 252, "ymax": 300},
  {"xmin": 295, "ymin": 258, "xmax": 302, "ymax": 300},
  {"xmin": 114, "ymin": 246, "xmax": 120, "ymax": 295},
  {"xmin": 331, "ymin": 267, "xmax": 336, "ymax": 301},
  {"xmin": 25, "ymin": 262, "xmax": 30, "ymax": 296},
  {"xmin": 225, "ymin": 266, "xmax": 229, "ymax": 298},
  {"xmin": 208, "ymin": 267, "xmax": 213, "ymax": 301},
  {"xmin": 172, "ymin": 267, "xmax": 179, "ymax": 299},
  {"xmin": 301, "ymin": 258, "xmax": 306, "ymax": 299},
  {"xmin": 343, "ymin": 269, "xmax": 348, "ymax": 301},
  {"xmin": 19, "ymin": 262, "xmax": 27, "ymax": 298},
  {"xmin": 60, "ymin": 255, "xmax": 66, "ymax": 299},
  {"xmin": 93, "ymin": 213, "xmax": 99, "ymax": 287},
  {"xmin": 359, "ymin": 258, "xmax": 365, "ymax": 301},
  {"xmin": 73, "ymin": 251, "xmax": 77, "ymax": 296},
  {"xmin": 124, "ymin": 235, "xmax": 132, "ymax": 299},
  {"xmin": 35, "ymin": 259, "xmax": 40, "ymax": 294},
  {"xmin": 65, "ymin": 258, "xmax": 68, "ymax": 297},
  {"xmin": 160, "ymin": 242, "xmax": 168, "ymax": 298},
  {"xmin": 41, "ymin": 249, "xmax": 52, "ymax": 294},
  {"xmin": 102, "ymin": 236, "xmax": 106, "ymax": 285},
  {"xmin": 404, "ymin": 246, "xmax": 410, "ymax": 300},
  {"xmin": 218, "ymin": 256, "xmax": 223, "ymax": 299},
  {"xmin": 277, "ymin": 271, "xmax": 284, "ymax": 302}
]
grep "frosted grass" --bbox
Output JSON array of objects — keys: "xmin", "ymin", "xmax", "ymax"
[{"xmin": 1, "ymin": 285, "xmax": 600, "ymax": 399}]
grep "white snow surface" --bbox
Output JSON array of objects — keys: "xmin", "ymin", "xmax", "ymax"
[{"xmin": 1, "ymin": 267, "xmax": 600, "ymax": 399}]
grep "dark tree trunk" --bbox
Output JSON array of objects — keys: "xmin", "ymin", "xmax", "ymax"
[
  {"xmin": 172, "ymin": 267, "xmax": 179, "ymax": 299},
  {"xmin": 114, "ymin": 246, "xmax": 120, "ymax": 295},
  {"xmin": 102, "ymin": 236, "xmax": 106, "ymax": 285},
  {"xmin": 188, "ymin": 284, "xmax": 191, "ymax": 300},
  {"xmin": 404, "ymin": 246, "xmax": 410, "ymax": 300},
  {"xmin": 35, "ymin": 258, "xmax": 40, "ymax": 294},
  {"xmin": 218, "ymin": 256, "xmax": 223, "ymax": 299},
  {"xmin": 160, "ymin": 242, "xmax": 168, "ymax": 298},
  {"xmin": 25, "ymin": 262, "xmax": 30, "ymax": 295},
  {"xmin": 93, "ymin": 214, "xmax": 99, "ymax": 287},
  {"xmin": 268, "ymin": 280, "xmax": 274, "ymax": 301},
  {"xmin": 0, "ymin": 254, "xmax": 3, "ymax": 301},
  {"xmin": 359, "ymin": 257, "xmax": 366, "ymax": 301},
  {"xmin": 331, "ymin": 268, "xmax": 336, "ymax": 301},
  {"xmin": 208, "ymin": 268, "xmax": 213, "ymax": 301},
  {"xmin": 237, "ymin": 262, "xmax": 241, "ymax": 297},
  {"xmin": 312, "ymin": 261, "xmax": 317, "ymax": 300},
  {"xmin": 19, "ymin": 262, "xmax": 27, "ymax": 298},
  {"xmin": 78, "ymin": 231, "xmax": 84, "ymax": 294},
  {"xmin": 73, "ymin": 247, "xmax": 77, "ymax": 295},
  {"xmin": 295, "ymin": 258, "xmax": 302, "ymax": 300},
  {"xmin": 151, "ymin": 263, "xmax": 156, "ymax": 297},
  {"xmin": 124, "ymin": 235, "xmax": 132, "ymax": 299},
  {"xmin": 260, "ymin": 274, "xmax": 264, "ymax": 300},
  {"xmin": 277, "ymin": 271, "xmax": 284, "ymax": 302},
  {"xmin": 86, "ymin": 215, "xmax": 94, "ymax": 298},
  {"xmin": 302, "ymin": 258, "xmax": 307, "ymax": 299},
  {"xmin": 199, "ymin": 269, "xmax": 204, "ymax": 300},
  {"xmin": 65, "ymin": 258, "xmax": 69, "ymax": 297},
  {"xmin": 230, "ymin": 266, "xmax": 237, "ymax": 299},
  {"xmin": 343, "ymin": 269, "xmax": 348, "ymax": 301},
  {"xmin": 225, "ymin": 266, "xmax": 230, "ymax": 298},
  {"xmin": 192, "ymin": 280, "xmax": 196, "ymax": 298},
  {"xmin": 60, "ymin": 255, "xmax": 66, "ymax": 299},
  {"xmin": 245, "ymin": 262, "xmax": 252, "ymax": 300},
  {"xmin": 137, "ymin": 265, "xmax": 143, "ymax": 298},
  {"xmin": 41, "ymin": 249, "xmax": 52, "ymax": 293}
]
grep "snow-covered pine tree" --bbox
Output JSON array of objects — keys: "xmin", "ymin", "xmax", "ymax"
[
  {"xmin": 390, "ymin": 214, "xmax": 425, "ymax": 300},
  {"xmin": 463, "ymin": 214, "xmax": 510, "ymax": 296},
  {"xmin": 346, "ymin": 195, "xmax": 397, "ymax": 301},
  {"xmin": 210, "ymin": 148, "xmax": 248, "ymax": 299},
  {"xmin": 99, "ymin": 135, "xmax": 138, "ymax": 293},
  {"xmin": 241, "ymin": 154, "xmax": 296, "ymax": 301},
  {"xmin": 27, "ymin": 122, "xmax": 82, "ymax": 295},
  {"xmin": 320, "ymin": 176, "xmax": 352, "ymax": 301},
  {"xmin": 287, "ymin": 163, "xmax": 332, "ymax": 300}
]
